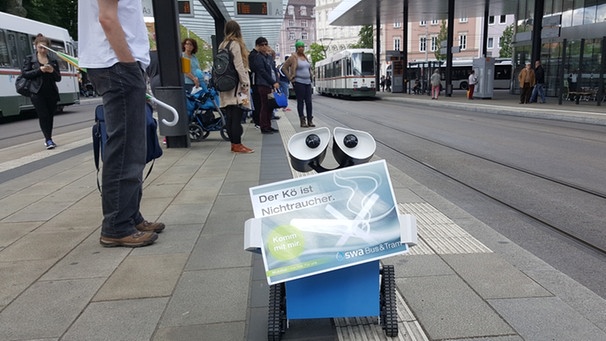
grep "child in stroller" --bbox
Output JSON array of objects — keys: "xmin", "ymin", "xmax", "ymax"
[{"xmin": 186, "ymin": 72, "xmax": 229, "ymax": 141}]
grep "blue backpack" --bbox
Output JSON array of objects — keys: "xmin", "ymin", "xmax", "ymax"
[{"xmin": 93, "ymin": 103, "xmax": 162, "ymax": 190}]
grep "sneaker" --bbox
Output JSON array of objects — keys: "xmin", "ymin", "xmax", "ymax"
[
  {"xmin": 45, "ymin": 140, "xmax": 56, "ymax": 150},
  {"xmin": 100, "ymin": 231, "xmax": 158, "ymax": 247},
  {"xmin": 270, "ymin": 127, "xmax": 279, "ymax": 132},
  {"xmin": 272, "ymin": 115, "xmax": 281, "ymax": 120},
  {"xmin": 135, "ymin": 220, "xmax": 166, "ymax": 233}
]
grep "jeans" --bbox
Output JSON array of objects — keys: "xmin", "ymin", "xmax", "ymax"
[
  {"xmin": 530, "ymin": 83, "xmax": 546, "ymax": 103},
  {"xmin": 279, "ymin": 81, "xmax": 289, "ymax": 104},
  {"xmin": 88, "ymin": 62, "xmax": 147, "ymax": 238},
  {"xmin": 293, "ymin": 82, "xmax": 313, "ymax": 120}
]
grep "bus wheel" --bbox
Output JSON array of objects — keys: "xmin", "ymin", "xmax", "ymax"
[{"xmin": 460, "ymin": 82, "xmax": 468, "ymax": 90}]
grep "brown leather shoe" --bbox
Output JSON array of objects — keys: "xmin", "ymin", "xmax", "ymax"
[
  {"xmin": 135, "ymin": 220, "xmax": 165, "ymax": 233},
  {"xmin": 100, "ymin": 231, "xmax": 158, "ymax": 247}
]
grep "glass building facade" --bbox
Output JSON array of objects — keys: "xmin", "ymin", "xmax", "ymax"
[{"xmin": 513, "ymin": 0, "xmax": 606, "ymax": 102}]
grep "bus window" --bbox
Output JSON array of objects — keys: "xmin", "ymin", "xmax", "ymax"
[
  {"xmin": 7, "ymin": 32, "xmax": 19, "ymax": 67},
  {"xmin": 335, "ymin": 60, "xmax": 341, "ymax": 77},
  {"xmin": 16, "ymin": 32, "xmax": 31, "ymax": 66},
  {"xmin": 50, "ymin": 40, "xmax": 68, "ymax": 71},
  {"xmin": 0, "ymin": 30, "xmax": 9, "ymax": 67},
  {"xmin": 352, "ymin": 53, "xmax": 374, "ymax": 76}
]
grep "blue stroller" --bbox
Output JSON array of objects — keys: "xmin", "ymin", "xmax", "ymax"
[{"xmin": 186, "ymin": 80, "xmax": 229, "ymax": 141}]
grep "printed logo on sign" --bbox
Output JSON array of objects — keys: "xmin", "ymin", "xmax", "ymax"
[
  {"xmin": 335, "ymin": 252, "xmax": 345, "ymax": 261},
  {"xmin": 344, "ymin": 248, "xmax": 365, "ymax": 259}
]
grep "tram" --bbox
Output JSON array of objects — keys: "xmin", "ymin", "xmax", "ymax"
[
  {"xmin": 407, "ymin": 58, "xmax": 513, "ymax": 91},
  {"xmin": 0, "ymin": 11, "xmax": 79, "ymax": 118},
  {"xmin": 315, "ymin": 49, "xmax": 376, "ymax": 98}
]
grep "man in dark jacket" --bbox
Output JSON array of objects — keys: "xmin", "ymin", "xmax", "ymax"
[
  {"xmin": 530, "ymin": 60, "xmax": 546, "ymax": 103},
  {"xmin": 249, "ymin": 37, "xmax": 279, "ymax": 134}
]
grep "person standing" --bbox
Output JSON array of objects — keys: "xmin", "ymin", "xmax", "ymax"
[
  {"xmin": 385, "ymin": 75, "xmax": 392, "ymax": 92},
  {"xmin": 282, "ymin": 40, "xmax": 315, "ymax": 128},
  {"xmin": 218, "ymin": 20, "xmax": 254, "ymax": 153},
  {"xmin": 182, "ymin": 38, "xmax": 200, "ymax": 93},
  {"xmin": 518, "ymin": 62, "xmax": 535, "ymax": 104},
  {"xmin": 20, "ymin": 34, "xmax": 61, "ymax": 149},
  {"xmin": 430, "ymin": 69, "xmax": 442, "ymax": 100},
  {"xmin": 467, "ymin": 70, "xmax": 477, "ymax": 99},
  {"xmin": 267, "ymin": 48, "xmax": 281, "ymax": 120},
  {"xmin": 249, "ymin": 37, "xmax": 279, "ymax": 134},
  {"xmin": 79, "ymin": 0, "xmax": 164, "ymax": 247},
  {"xmin": 277, "ymin": 60, "xmax": 291, "ymax": 112},
  {"xmin": 530, "ymin": 60, "xmax": 546, "ymax": 103}
]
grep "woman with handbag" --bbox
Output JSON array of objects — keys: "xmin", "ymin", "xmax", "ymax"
[
  {"xmin": 218, "ymin": 20, "xmax": 254, "ymax": 153},
  {"xmin": 282, "ymin": 40, "xmax": 315, "ymax": 128},
  {"xmin": 20, "ymin": 34, "xmax": 61, "ymax": 149}
]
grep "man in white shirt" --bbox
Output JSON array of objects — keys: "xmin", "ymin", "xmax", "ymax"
[
  {"xmin": 79, "ymin": 0, "xmax": 164, "ymax": 247},
  {"xmin": 467, "ymin": 70, "xmax": 477, "ymax": 100}
]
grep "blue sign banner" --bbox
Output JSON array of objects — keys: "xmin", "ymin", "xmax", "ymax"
[{"xmin": 249, "ymin": 160, "xmax": 409, "ymax": 284}]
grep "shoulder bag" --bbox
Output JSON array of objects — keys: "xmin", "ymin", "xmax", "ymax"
[{"xmin": 15, "ymin": 75, "xmax": 32, "ymax": 97}]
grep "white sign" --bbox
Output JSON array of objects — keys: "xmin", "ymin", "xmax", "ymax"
[
  {"xmin": 249, "ymin": 160, "xmax": 414, "ymax": 284},
  {"xmin": 142, "ymin": 0, "xmax": 153, "ymax": 17}
]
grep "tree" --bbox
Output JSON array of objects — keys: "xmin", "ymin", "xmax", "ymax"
[
  {"xmin": 434, "ymin": 20, "xmax": 448, "ymax": 61},
  {"xmin": 499, "ymin": 23, "xmax": 514, "ymax": 58},
  {"xmin": 22, "ymin": 0, "xmax": 77, "ymax": 39},
  {"xmin": 350, "ymin": 25, "xmax": 373, "ymax": 49},
  {"xmin": 178, "ymin": 26, "xmax": 213, "ymax": 70},
  {"xmin": 1, "ymin": 0, "xmax": 27, "ymax": 16},
  {"xmin": 309, "ymin": 42, "xmax": 326, "ymax": 68}
]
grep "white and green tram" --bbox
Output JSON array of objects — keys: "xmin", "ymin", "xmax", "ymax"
[
  {"xmin": 315, "ymin": 49, "xmax": 376, "ymax": 98},
  {"xmin": 0, "ymin": 11, "xmax": 79, "ymax": 118}
]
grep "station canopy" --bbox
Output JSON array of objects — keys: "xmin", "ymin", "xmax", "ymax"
[
  {"xmin": 329, "ymin": 0, "xmax": 521, "ymax": 25},
  {"xmin": 174, "ymin": 0, "xmax": 289, "ymax": 50}
]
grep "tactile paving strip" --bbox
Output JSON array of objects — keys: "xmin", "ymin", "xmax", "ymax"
[{"xmin": 399, "ymin": 202, "xmax": 493, "ymax": 255}]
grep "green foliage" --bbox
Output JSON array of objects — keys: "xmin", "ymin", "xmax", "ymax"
[
  {"xmin": 350, "ymin": 25, "xmax": 374, "ymax": 49},
  {"xmin": 22, "ymin": 0, "xmax": 77, "ymax": 40},
  {"xmin": 499, "ymin": 24, "xmax": 514, "ymax": 58},
  {"xmin": 434, "ymin": 20, "xmax": 448, "ymax": 61},
  {"xmin": 309, "ymin": 42, "xmax": 325, "ymax": 68},
  {"xmin": 178, "ymin": 26, "xmax": 212, "ymax": 70}
]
